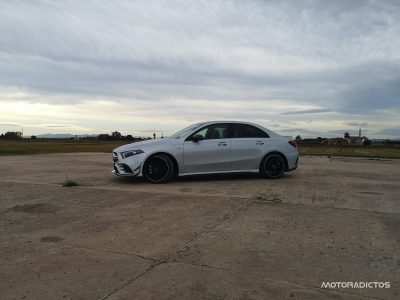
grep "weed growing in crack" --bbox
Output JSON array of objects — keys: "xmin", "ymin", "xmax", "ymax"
[
  {"xmin": 255, "ymin": 194, "xmax": 282, "ymax": 203},
  {"xmin": 62, "ymin": 175, "xmax": 79, "ymax": 187}
]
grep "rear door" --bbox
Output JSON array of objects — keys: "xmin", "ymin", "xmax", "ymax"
[
  {"xmin": 230, "ymin": 123, "xmax": 271, "ymax": 170},
  {"xmin": 183, "ymin": 123, "xmax": 230, "ymax": 173}
]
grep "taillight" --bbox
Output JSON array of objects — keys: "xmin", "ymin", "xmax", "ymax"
[{"xmin": 288, "ymin": 140, "xmax": 297, "ymax": 148}]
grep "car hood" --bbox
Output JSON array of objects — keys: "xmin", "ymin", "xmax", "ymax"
[{"xmin": 113, "ymin": 138, "xmax": 176, "ymax": 152}]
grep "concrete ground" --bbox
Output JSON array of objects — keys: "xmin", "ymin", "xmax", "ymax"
[{"xmin": 0, "ymin": 153, "xmax": 399, "ymax": 300}]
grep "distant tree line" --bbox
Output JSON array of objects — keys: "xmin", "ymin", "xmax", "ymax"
[
  {"xmin": 2, "ymin": 130, "xmax": 394, "ymax": 145},
  {"xmin": 0, "ymin": 131, "xmax": 150, "ymax": 142},
  {"xmin": 0, "ymin": 131, "xmax": 23, "ymax": 140},
  {"xmin": 97, "ymin": 131, "xmax": 148, "ymax": 142},
  {"xmin": 383, "ymin": 139, "xmax": 400, "ymax": 145}
]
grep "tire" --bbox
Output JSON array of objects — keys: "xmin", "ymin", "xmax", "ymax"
[
  {"xmin": 143, "ymin": 154, "xmax": 174, "ymax": 183},
  {"xmin": 260, "ymin": 153, "xmax": 285, "ymax": 179}
]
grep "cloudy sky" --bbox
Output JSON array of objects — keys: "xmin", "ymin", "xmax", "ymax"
[{"xmin": 0, "ymin": 0, "xmax": 399, "ymax": 138}]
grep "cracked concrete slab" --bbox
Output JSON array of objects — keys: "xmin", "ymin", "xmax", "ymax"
[
  {"xmin": 0, "ymin": 153, "xmax": 399, "ymax": 299},
  {"xmin": 0, "ymin": 242, "xmax": 151, "ymax": 300},
  {"xmin": 0, "ymin": 182, "xmax": 247, "ymax": 260},
  {"xmin": 107, "ymin": 262, "xmax": 365, "ymax": 300},
  {"xmin": 168, "ymin": 203, "xmax": 400, "ymax": 299}
]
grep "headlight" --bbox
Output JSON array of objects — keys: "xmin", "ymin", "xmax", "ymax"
[{"xmin": 120, "ymin": 149, "xmax": 144, "ymax": 158}]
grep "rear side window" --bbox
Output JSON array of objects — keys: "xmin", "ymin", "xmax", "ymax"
[{"xmin": 231, "ymin": 124, "xmax": 269, "ymax": 138}]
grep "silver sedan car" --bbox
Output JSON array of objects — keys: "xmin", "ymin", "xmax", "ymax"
[{"xmin": 112, "ymin": 121, "xmax": 299, "ymax": 183}]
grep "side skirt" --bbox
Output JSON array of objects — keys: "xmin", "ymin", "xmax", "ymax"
[{"xmin": 179, "ymin": 169, "xmax": 259, "ymax": 177}]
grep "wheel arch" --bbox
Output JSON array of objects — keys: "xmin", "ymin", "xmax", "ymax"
[
  {"xmin": 142, "ymin": 152, "xmax": 179, "ymax": 176},
  {"xmin": 260, "ymin": 151, "xmax": 289, "ymax": 172}
]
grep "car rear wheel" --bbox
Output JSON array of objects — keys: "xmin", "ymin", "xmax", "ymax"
[
  {"xmin": 260, "ymin": 153, "xmax": 285, "ymax": 179},
  {"xmin": 143, "ymin": 154, "xmax": 174, "ymax": 183}
]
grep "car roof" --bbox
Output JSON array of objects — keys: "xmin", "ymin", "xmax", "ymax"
[
  {"xmin": 193, "ymin": 121, "xmax": 280, "ymax": 137},
  {"xmin": 202, "ymin": 120, "xmax": 259, "ymax": 125}
]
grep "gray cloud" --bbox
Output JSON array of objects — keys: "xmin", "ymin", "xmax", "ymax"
[
  {"xmin": 345, "ymin": 122, "xmax": 368, "ymax": 127},
  {"xmin": 377, "ymin": 128, "xmax": 400, "ymax": 137},
  {"xmin": 282, "ymin": 109, "xmax": 331, "ymax": 115},
  {"xmin": 276, "ymin": 127, "xmax": 328, "ymax": 138},
  {"xmin": 0, "ymin": 123, "xmax": 20, "ymax": 126},
  {"xmin": 0, "ymin": 0, "xmax": 399, "ymax": 137}
]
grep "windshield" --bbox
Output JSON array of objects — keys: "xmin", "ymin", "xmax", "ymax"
[{"xmin": 170, "ymin": 123, "xmax": 204, "ymax": 139}]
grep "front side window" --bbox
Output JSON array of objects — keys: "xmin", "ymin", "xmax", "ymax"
[
  {"xmin": 231, "ymin": 124, "xmax": 269, "ymax": 138},
  {"xmin": 187, "ymin": 124, "xmax": 228, "ymax": 141},
  {"xmin": 170, "ymin": 123, "xmax": 204, "ymax": 139}
]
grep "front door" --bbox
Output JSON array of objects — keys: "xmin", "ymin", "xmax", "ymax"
[{"xmin": 183, "ymin": 123, "xmax": 230, "ymax": 173}]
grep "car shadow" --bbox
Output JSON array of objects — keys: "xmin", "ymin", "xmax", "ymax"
[
  {"xmin": 177, "ymin": 172, "xmax": 262, "ymax": 182},
  {"xmin": 112, "ymin": 172, "xmax": 293, "ymax": 184}
]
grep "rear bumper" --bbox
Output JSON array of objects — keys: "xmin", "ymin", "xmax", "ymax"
[{"xmin": 286, "ymin": 152, "xmax": 299, "ymax": 172}]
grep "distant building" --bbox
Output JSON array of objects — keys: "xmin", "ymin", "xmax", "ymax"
[
  {"xmin": 345, "ymin": 128, "xmax": 368, "ymax": 145},
  {"xmin": 323, "ymin": 138, "xmax": 347, "ymax": 146},
  {"xmin": 347, "ymin": 136, "xmax": 363, "ymax": 145}
]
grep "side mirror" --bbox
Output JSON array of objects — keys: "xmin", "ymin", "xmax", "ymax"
[{"xmin": 192, "ymin": 134, "xmax": 204, "ymax": 143}]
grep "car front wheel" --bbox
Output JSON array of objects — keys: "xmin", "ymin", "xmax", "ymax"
[
  {"xmin": 260, "ymin": 153, "xmax": 285, "ymax": 179},
  {"xmin": 143, "ymin": 154, "xmax": 174, "ymax": 183}
]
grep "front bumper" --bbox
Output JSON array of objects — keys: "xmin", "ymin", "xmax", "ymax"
[
  {"xmin": 113, "ymin": 163, "xmax": 141, "ymax": 176},
  {"xmin": 112, "ymin": 152, "xmax": 142, "ymax": 177}
]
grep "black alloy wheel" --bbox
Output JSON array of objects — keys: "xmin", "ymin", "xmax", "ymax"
[
  {"xmin": 261, "ymin": 154, "xmax": 285, "ymax": 179},
  {"xmin": 143, "ymin": 154, "xmax": 174, "ymax": 183}
]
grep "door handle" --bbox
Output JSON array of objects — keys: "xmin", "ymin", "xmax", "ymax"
[
  {"xmin": 256, "ymin": 141, "xmax": 264, "ymax": 145},
  {"xmin": 218, "ymin": 142, "xmax": 228, "ymax": 146}
]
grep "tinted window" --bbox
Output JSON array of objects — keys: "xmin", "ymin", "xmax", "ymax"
[
  {"xmin": 231, "ymin": 124, "xmax": 269, "ymax": 138},
  {"xmin": 187, "ymin": 124, "xmax": 228, "ymax": 141}
]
